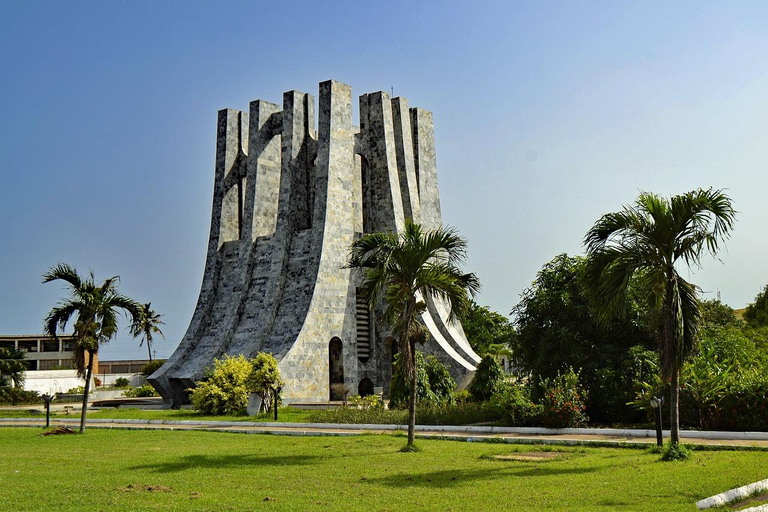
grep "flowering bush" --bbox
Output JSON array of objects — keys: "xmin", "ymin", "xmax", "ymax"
[{"xmin": 538, "ymin": 367, "xmax": 588, "ymax": 428}]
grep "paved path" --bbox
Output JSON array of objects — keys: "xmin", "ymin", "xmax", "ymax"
[{"xmin": 2, "ymin": 416, "xmax": 768, "ymax": 449}]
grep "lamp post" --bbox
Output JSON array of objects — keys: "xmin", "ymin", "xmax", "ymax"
[
  {"xmin": 650, "ymin": 396, "xmax": 665, "ymax": 447},
  {"xmin": 41, "ymin": 393, "xmax": 55, "ymax": 428}
]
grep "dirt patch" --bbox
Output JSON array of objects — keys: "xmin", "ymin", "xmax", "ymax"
[
  {"xmin": 493, "ymin": 452, "xmax": 564, "ymax": 461},
  {"xmin": 39, "ymin": 427, "xmax": 76, "ymax": 436},
  {"xmin": 121, "ymin": 484, "xmax": 173, "ymax": 493},
  {"xmin": 730, "ymin": 492, "xmax": 768, "ymax": 510}
]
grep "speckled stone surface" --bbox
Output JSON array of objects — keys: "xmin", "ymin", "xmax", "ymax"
[{"xmin": 149, "ymin": 81, "xmax": 481, "ymax": 407}]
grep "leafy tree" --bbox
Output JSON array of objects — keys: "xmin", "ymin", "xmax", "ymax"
[
  {"xmin": 246, "ymin": 352, "xmax": 284, "ymax": 413},
  {"xmin": 701, "ymin": 299, "xmax": 741, "ymax": 329},
  {"xmin": 43, "ymin": 263, "xmax": 143, "ymax": 433},
  {"xmin": 460, "ymin": 301, "xmax": 515, "ymax": 356},
  {"xmin": 468, "ymin": 355, "xmax": 504, "ymax": 401},
  {"xmin": 141, "ymin": 359, "xmax": 166, "ymax": 377},
  {"xmin": 745, "ymin": 284, "xmax": 768, "ymax": 327},
  {"xmin": 189, "ymin": 354, "xmax": 253, "ymax": 415},
  {"xmin": 583, "ymin": 188, "xmax": 736, "ymax": 444},
  {"xmin": 347, "ymin": 220, "xmax": 479, "ymax": 449},
  {"xmin": 130, "ymin": 303, "xmax": 165, "ymax": 362},
  {"xmin": 511, "ymin": 254, "xmax": 652, "ymax": 382},
  {"xmin": 0, "ymin": 347, "xmax": 26, "ymax": 388}
]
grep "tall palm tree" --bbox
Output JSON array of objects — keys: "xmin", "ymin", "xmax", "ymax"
[
  {"xmin": 583, "ymin": 188, "xmax": 735, "ymax": 444},
  {"xmin": 0, "ymin": 347, "xmax": 27, "ymax": 388},
  {"xmin": 43, "ymin": 263, "xmax": 143, "ymax": 433},
  {"xmin": 347, "ymin": 220, "xmax": 479, "ymax": 449},
  {"xmin": 130, "ymin": 303, "xmax": 165, "ymax": 362}
]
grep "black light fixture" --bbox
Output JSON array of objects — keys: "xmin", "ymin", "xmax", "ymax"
[{"xmin": 650, "ymin": 395, "xmax": 665, "ymax": 447}]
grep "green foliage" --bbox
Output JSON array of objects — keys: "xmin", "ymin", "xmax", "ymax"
[
  {"xmin": 348, "ymin": 394, "xmax": 383, "ymax": 409},
  {"xmin": 130, "ymin": 303, "xmax": 165, "ymax": 361},
  {"xmin": 461, "ymin": 301, "xmax": 515, "ymax": 357},
  {"xmin": 539, "ymin": 367, "xmax": 588, "ymax": 428},
  {"xmin": 488, "ymin": 382, "xmax": 540, "ymax": 426},
  {"xmin": 189, "ymin": 355, "xmax": 253, "ymax": 415},
  {"xmin": 141, "ymin": 360, "xmax": 166, "ymax": 376},
  {"xmin": 424, "ymin": 356, "xmax": 455, "ymax": 403},
  {"xmin": 468, "ymin": 355, "xmax": 504, "ymax": 402},
  {"xmin": 0, "ymin": 387, "xmax": 40, "ymax": 405},
  {"xmin": 113, "ymin": 377, "xmax": 130, "ymax": 388},
  {"xmin": 123, "ymin": 384, "xmax": 160, "ymax": 397},
  {"xmin": 388, "ymin": 352, "xmax": 437, "ymax": 409},
  {"xmin": 246, "ymin": 352, "xmax": 284, "ymax": 412},
  {"xmin": 309, "ymin": 402, "xmax": 500, "ymax": 426},
  {"xmin": 0, "ymin": 347, "xmax": 26, "ymax": 388},
  {"xmin": 701, "ymin": 299, "xmax": 741, "ymax": 329},
  {"xmin": 745, "ymin": 284, "xmax": 768, "ymax": 327},
  {"xmin": 661, "ymin": 442, "xmax": 692, "ymax": 461},
  {"xmin": 66, "ymin": 386, "xmax": 85, "ymax": 394},
  {"xmin": 511, "ymin": 254, "xmax": 653, "ymax": 395}
]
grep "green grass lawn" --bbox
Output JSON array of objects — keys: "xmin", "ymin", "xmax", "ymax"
[
  {"xmin": 0, "ymin": 406, "xmax": 315, "ymax": 423},
  {"xmin": 1, "ymin": 427, "xmax": 766, "ymax": 511}
]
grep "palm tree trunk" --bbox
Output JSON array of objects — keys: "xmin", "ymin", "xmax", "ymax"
[
  {"xmin": 146, "ymin": 338, "xmax": 153, "ymax": 362},
  {"xmin": 407, "ymin": 367, "xmax": 417, "ymax": 448},
  {"xmin": 670, "ymin": 367, "xmax": 680, "ymax": 445},
  {"xmin": 79, "ymin": 350, "xmax": 94, "ymax": 434}
]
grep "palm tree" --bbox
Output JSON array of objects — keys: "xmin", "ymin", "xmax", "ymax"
[
  {"xmin": 43, "ymin": 263, "xmax": 143, "ymax": 433},
  {"xmin": 130, "ymin": 303, "xmax": 165, "ymax": 362},
  {"xmin": 347, "ymin": 220, "xmax": 479, "ymax": 449},
  {"xmin": 0, "ymin": 347, "xmax": 27, "ymax": 388},
  {"xmin": 583, "ymin": 188, "xmax": 735, "ymax": 444}
]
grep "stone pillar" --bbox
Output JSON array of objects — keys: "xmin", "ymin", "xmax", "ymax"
[
  {"xmin": 359, "ymin": 91, "xmax": 405, "ymax": 234},
  {"xmin": 392, "ymin": 97, "xmax": 421, "ymax": 224},
  {"xmin": 412, "ymin": 108, "xmax": 441, "ymax": 231},
  {"xmin": 245, "ymin": 100, "xmax": 281, "ymax": 241}
]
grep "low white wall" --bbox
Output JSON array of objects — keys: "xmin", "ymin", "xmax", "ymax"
[
  {"xmin": 97, "ymin": 373, "xmax": 146, "ymax": 387},
  {"xmin": 23, "ymin": 370, "xmax": 92, "ymax": 394}
]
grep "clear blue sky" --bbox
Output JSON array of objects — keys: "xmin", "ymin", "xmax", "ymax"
[{"xmin": 2, "ymin": 1, "xmax": 767, "ymax": 360}]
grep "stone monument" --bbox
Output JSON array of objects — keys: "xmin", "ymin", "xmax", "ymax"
[{"xmin": 150, "ymin": 80, "xmax": 481, "ymax": 407}]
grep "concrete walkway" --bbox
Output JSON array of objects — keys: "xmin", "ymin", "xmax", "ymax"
[{"xmin": 2, "ymin": 416, "xmax": 768, "ymax": 449}]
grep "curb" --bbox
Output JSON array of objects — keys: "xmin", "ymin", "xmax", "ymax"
[{"xmin": 696, "ymin": 478, "xmax": 768, "ymax": 509}]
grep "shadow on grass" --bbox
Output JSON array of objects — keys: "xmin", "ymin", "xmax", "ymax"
[
  {"xmin": 129, "ymin": 453, "xmax": 322, "ymax": 473},
  {"xmin": 363, "ymin": 465, "xmax": 599, "ymax": 488}
]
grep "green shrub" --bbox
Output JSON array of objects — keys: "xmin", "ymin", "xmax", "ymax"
[
  {"xmin": 189, "ymin": 355, "xmax": 253, "ymax": 415},
  {"xmin": 66, "ymin": 386, "xmax": 85, "ymax": 394},
  {"xmin": 388, "ymin": 352, "xmax": 437, "ymax": 409},
  {"xmin": 141, "ymin": 360, "xmax": 166, "ymax": 376},
  {"xmin": 661, "ymin": 442, "xmax": 692, "ymax": 461},
  {"xmin": 348, "ymin": 394, "xmax": 383, "ymax": 409},
  {"xmin": 308, "ymin": 402, "xmax": 499, "ymax": 426},
  {"xmin": 114, "ymin": 377, "xmax": 130, "ymax": 388},
  {"xmin": 450, "ymin": 389, "xmax": 472, "ymax": 405},
  {"xmin": 245, "ymin": 353, "xmax": 283, "ymax": 413},
  {"xmin": 488, "ymin": 382, "xmax": 541, "ymax": 426},
  {"xmin": 424, "ymin": 356, "xmax": 455, "ymax": 404},
  {"xmin": 123, "ymin": 384, "xmax": 160, "ymax": 397},
  {"xmin": 0, "ymin": 387, "xmax": 40, "ymax": 405},
  {"xmin": 539, "ymin": 367, "xmax": 588, "ymax": 428},
  {"xmin": 468, "ymin": 355, "xmax": 504, "ymax": 402}
]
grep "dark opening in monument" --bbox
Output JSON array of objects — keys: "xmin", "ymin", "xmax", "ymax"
[
  {"xmin": 329, "ymin": 337, "xmax": 344, "ymax": 400},
  {"xmin": 358, "ymin": 377, "xmax": 374, "ymax": 397}
]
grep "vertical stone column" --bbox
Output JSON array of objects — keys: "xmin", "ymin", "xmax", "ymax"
[
  {"xmin": 245, "ymin": 100, "xmax": 281, "ymax": 241},
  {"xmin": 216, "ymin": 109, "xmax": 248, "ymax": 246},
  {"xmin": 412, "ymin": 108, "xmax": 441, "ymax": 231},
  {"xmin": 359, "ymin": 91, "xmax": 405, "ymax": 234},
  {"xmin": 281, "ymin": 91, "xmax": 315, "ymax": 232},
  {"xmin": 391, "ymin": 97, "xmax": 421, "ymax": 224}
]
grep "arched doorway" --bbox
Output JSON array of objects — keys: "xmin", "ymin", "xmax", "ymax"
[
  {"xmin": 329, "ymin": 337, "xmax": 344, "ymax": 401},
  {"xmin": 358, "ymin": 377, "xmax": 374, "ymax": 397}
]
